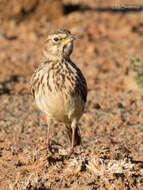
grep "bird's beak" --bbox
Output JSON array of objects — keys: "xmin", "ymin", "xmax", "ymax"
[{"xmin": 63, "ymin": 34, "xmax": 77, "ymax": 45}]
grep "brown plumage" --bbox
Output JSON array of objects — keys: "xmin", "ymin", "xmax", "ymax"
[{"xmin": 30, "ymin": 29, "xmax": 87, "ymax": 155}]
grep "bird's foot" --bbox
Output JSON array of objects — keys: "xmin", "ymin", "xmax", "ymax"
[
  {"xmin": 47, "ymin": 144, "xmax": 54, "ymax": 154},
  {"xmin": 47, "ymin": 141, "xmax": 63, "ymax": 154},
  {"xmin": 63, "ymin": 147, "xmax": 74, "ymax": 159}
]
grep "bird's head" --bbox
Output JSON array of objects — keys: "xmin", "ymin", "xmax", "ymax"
[{"xmin": 43, "ymin": 29, "xmax": 76, "ymax": 60}]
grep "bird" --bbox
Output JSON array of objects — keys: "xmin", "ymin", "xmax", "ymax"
[{"xmin": 30, "ymin": 29, "xmax": 87, "ymax": 155}]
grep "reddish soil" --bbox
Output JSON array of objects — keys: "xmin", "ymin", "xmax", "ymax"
[{"xmin": 0, "ymin": 0, "xmax": 143, "ymax": 189}]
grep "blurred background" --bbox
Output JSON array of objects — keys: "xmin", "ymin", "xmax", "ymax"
[{"xmin": 0, "ymin": 0, "xmax": 143, "ymax": 189}]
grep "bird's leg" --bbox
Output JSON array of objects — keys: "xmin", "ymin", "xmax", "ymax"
[
  {"xmin": 68, "ymin": 120, "xmax": 77, "ymax": 156},
  {"xmin": 47, "ymin": 124, "xmax": 51, "ymax": 147},
  {"xmin": 71, "ymin": 126, "xmax": 75, "ymax": 151},
  {"xmin": 46, "ymin": 117, "xmax": 53, "ymax": 153}
]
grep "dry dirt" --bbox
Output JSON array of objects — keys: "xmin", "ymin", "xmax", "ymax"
[{"xmin": 0, "ymin": 0, "xmax": 143, "ymax": 190}]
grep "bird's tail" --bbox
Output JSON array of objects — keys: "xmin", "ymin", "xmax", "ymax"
[{"xmin": 65, "ymin": 125, "xmax": 82, "ymax": 146}]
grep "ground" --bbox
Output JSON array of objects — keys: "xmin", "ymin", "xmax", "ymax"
[{"xmin": 0, "ymin": 0, "xmax": 143, "ymax": 189}]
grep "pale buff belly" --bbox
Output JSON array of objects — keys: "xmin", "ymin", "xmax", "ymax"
[{"xmin": 35, "ymin": 91, "xmax": 83, "ymax": 124}]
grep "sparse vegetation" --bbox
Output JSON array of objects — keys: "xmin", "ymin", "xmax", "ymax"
[{"xmin": 130, "ymin": 53, "xmax": 143, "ymax": 87}]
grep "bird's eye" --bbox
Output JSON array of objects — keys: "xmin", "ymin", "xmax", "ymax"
[{"xmin": 53, "ymin": 37, "xmax": 59, "ymax": 42}]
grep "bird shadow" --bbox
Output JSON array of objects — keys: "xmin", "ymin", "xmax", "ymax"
[{"xmin": 47, "ymin": 154, "xmax": 67, "ymax": 165}]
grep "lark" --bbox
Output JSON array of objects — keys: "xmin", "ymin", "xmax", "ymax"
[{"xmin": 30, "ymin": 29, "xmax": 87, "ymax": 155}]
